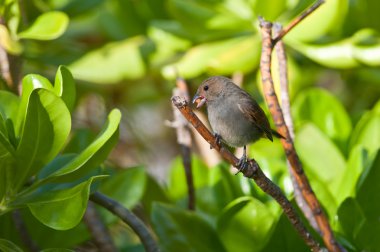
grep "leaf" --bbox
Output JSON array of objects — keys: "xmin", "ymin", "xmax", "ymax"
[
  {"xmin": 337, "ymin": 197, "xmax": 365, "ymax": 241},
  {"xmin": 46, "ymin": 109, "xmax": 121, "ymax": 180},
  {"xmin": 295, "ymin": 123, "xmax": 346, "ymax": 196},
  {"xmin": 286, "ymin": 0, "xmax": 348, "ymax": 42},
  {"xmin": 26, "ymin": 176, "xmax": 104, "ymax": 230},
  {"xmin": 41, "ymin": 249, "xmax": 75, "ymax": 252},
  {"xmin": 16, "ymin": 74, "xmax": 54, "ymax": 136},
  {"xmin": 69, "ymin": 37, "xmax": 146, "ymax": 83},
  {"xmin": 0, "ymin": 90, "xmax": 20, "ymax": 127},
  {"xmin": 0, "ymin": 238, "xmax": 23, "ymax": 252},
  {"xmin": 17, "ymin": 11, "xmax": 69, "ymax": 40},
  {"xmin": 54, "ymin": 65, "xmax": 76, "ymax": 111},
  {"xmin": 216, "ymin": 197, "xmax": 275, "ymax": 252},
  {"xmin": 292, "ymin": 88, "xmax": 352, "ymax": 152},
  {"xmin": 15, "ymin": 89, "xmax": 71, "ymax": 190},
  {"xmin": 151, "ymin": 202, "xmax": 227, "ymax": 252},
  {"xmin": 100, "ymin": 167, "xmax": 146, "ymax": 209},
  {"xmin": 0, "ymin": 24, "xmax": 22, "ymax": 54}
]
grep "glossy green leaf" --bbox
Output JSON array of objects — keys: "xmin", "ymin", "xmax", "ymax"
[
  {"xmin": 352, "ymin": 29, "xmax": 380, "ymax": 66},
  {"xmin": 286, "ymin": 0, "xmax": 348, "ymax": 42},
  {"xmin": 16, "ymin": 74, "xmax": 54, "ymax": 136},
  {"xmin": 354, "ymin": 218, "xmax": 380, "ymax": 251},
  {"xmin": 27, "ymin": 176, "xmax": 104, "ymax": 230},
  {"xmin": 69, "ymin": 37, "xmax": 146, "ymax": 83},
  {"xmin": 251, "ymin": 0, "xmax": 286, "ymax": 20},
  {"xmin": 0, "ymin": 90, "xmax": 20, "ymax": 126},
  {"xmin": 54, "ymin": 65, "xmax": 76, "ymax": 111},
  {"xmin": 356, "ymin": 150, "xmax": 380, "ymax": 220},
  {"xmin": 0, "ymin": 238, "xmax": 23, "ymax": 252},
  {"xmin": 142, "ymin": 175, "xmax": 171, "ymax": 216},
  {"xmin": 349, "ymin": 100, "xmax": 380, "ymax": 157},
  {"xmin": 151, "ymin": 202, "xmax": 227, "ymax": 252},
  {"xmin": 100, "ymin": 167, "xmax": 146, "ymax": 209},
  {"xmin": 217, "ymin": 197, "xmax": 275, "ymax": 252},
  {"xmin": 17, "ymin": 11, "xmax": 69, "ymax": 40},
  {"xmin": 15, "ymin": 89, "xmax": 71, "ymax": 190},
  {"xmin": 337, "ymin": 197, "xmax": 365, "ymax": 240},
  {"xmin": 46, "ymin": 109, "xmax": 120, "ymax": 180},
  {"xmin": 292, "ymin": 88, "xmax": 352, "ymax": 152},
  {"xmin": 0, "ymin": 24, "xmax": 22, "ymax": 54},
  {"xmin": 162, "ymin": 35, "xmax": 259, "ymax": 79},
  {"xmin": 295, "ymin": 123, "xmax": 346, "ymax": 196}
]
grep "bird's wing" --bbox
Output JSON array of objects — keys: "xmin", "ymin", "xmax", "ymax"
[{"xmin": 237, "ymin": 97, "xmax": 273, "ymax": 141}]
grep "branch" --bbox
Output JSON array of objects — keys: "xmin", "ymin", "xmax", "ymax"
[
  {"xmin": 273, "ymin": 23, "xmax": 318, "ymax": 231},
  {"xmin": 171, "ymin": 96, "xmax": 321, "ymax": 252},
  {"xmin": 272, "ymin": 0, "xmax": 325, "ymax": 44},
  {"xmin": 166, "ymin": 76, "xmax": 195, "ymax": 210},
  {"xmin": 90, "ymin": 192, "xmax": 160, "ymax": 252},
  {"xmin": 259, "ymin": 17, "xmax": 345, "ymax": 252},
  {"xmin": 83, "ymin": 202, "xmax": 117, "ymax": 252}
]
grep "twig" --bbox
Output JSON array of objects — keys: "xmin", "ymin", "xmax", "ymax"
[
  {"xmin": 166, "ymin": 76, "xmax": 195, "ymax": 210},
  {"xmin": 90, "ymin": 192, "xmax": 160, "ymax": 252},
  {"xmin": 272, "ymin": 0, "xmax": 325, "ymax": 44},
  {"xmin": 12, "ymin": 210, "xmax": 40, "ymax": 252},
  {"xmin": 259, "ymin": 17, "xmax": 345, "ymax": 252},
  {"xmin": 171, "ymin": 96, "xmax": 322, "ymax": 252},
  {"xmin": 83, "ymin": 202, "xmax": 117, "ymax": 252},
  {"xmin": 273, "ymin": 23, "xmax": 318, "ymax": 231}
]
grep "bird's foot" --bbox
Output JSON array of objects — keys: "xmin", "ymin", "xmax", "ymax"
[
  {"xmin": 210, "ymin": 133, "xmax": 222, "ymax": 149},
  {"xmin": 235, "ymin": 154, "xmax": 249, "ymax": 175}
]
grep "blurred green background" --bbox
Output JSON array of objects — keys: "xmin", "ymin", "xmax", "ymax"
[{"xmin": 1, "ymin": 0, "xmax": 380, "ymax": 251}]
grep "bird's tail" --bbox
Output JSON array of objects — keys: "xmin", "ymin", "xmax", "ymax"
[{"xmin": 271, "ymin": 129, "xmax": 285, "ymax": 139}]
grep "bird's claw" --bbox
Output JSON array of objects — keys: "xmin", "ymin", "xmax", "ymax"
[
  {"xmin": 210, "ymin": 133, "xmax": 222, "ymax": 149},
  {"xmin": 235, "ymin": 152, "xmax": 248, "ymax": 175}
]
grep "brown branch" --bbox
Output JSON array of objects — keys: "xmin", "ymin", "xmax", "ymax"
[
  {"xmin": 272, "ymin": 0, "xmax": 325, "ymax": 44},
  {"xmin": 273, "ymin": 23, "xmax": 318, "ymax": 231},
  {"xmin": 259, "ymin": 18, "xmax": 345, "ymax": 252},
  {"xmin": 171, "ymin": 96, "xmax": 322, "ymax": 252},
  {"xmin": 90, "ymin": 192, "xmax": 160, "ymax": 252},
  {"xmin": 166, "ymin": 76, "xmax": 195, "ymax": 210},
  {"xmin": 83, "ymin": 202, "xmax": 117, "ymax": 252}
]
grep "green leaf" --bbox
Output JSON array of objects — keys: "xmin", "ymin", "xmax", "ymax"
[
  {"xmin": 162, "ymin": 35, "xmax": 260, "ymax": 79},
  {"xmin": 41, "ymin": 249, "xmax": 75, "ymax": 252},
  {"xmin": 100, "ymin": 167, "xmax": 146, "ymax": 209},
  {"xmin": 0, "ymin": 90, "xmax": 20, "ymax": 127},
  {"xmin": 151, "ymin": 202, "xmax": 227, "ymax": 252},
  {"xmin": 295, "ymin": 123, "xmax": 346, "ymax": 196},
  {"xmin": 349, "ymin": 100, "xmax": 380, "ymax": 157},
  {"xmin": 46, "ymin": 109, "xmax": 121, "ymax": 180},
  {"xmin": 217, "ymin": 197, "xmax": 275, "ymax": 252},
  {"xmin": 286, "ymin": 0, "xmax": 348, "ymax": 42},
  {"xmin": 16, "ymin": 74, "xmax": 54, "ymax": 136},
  {"xmin": 69, "ymin": 37, "xmax": 146, "ymax": 83},
  {"xmin": 17, "ymin": 11, "xmax": 69, "ymax": 40},
  {"xmin": 54, "ymin": 65, "xmax": 76, "ymax": 111},
  {"xmin": 356, "ymin": 150, "xmax": 380, "ymax": 220},
  {"xmin": 15, "ymin": 89, "xmax": 71, "ymax": 190},
  {"xmin": 292, "ymin": 88, "xmax": 352, "ymax": 152},
  {"xmin": 26, "ymin": 176, "xmax": 104, "ymax": 230},
  {"xmin": 0, "ymin": 238, "xmax": 23, "ymax": 252},
  {"xmin": 337, "ymin": 197, "xmax": 365, "ymax": 241}
]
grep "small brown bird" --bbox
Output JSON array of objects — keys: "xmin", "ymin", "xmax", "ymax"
[{"xmin": 192, "ymin": 76, "xmax": 283, "ymax": 170}]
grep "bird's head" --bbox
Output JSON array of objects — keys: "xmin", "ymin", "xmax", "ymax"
[{"xmin": 192, "ymin": 76, "xmax": 229, "ymax": 108}]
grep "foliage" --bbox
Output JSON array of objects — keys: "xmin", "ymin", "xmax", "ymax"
[{"xmin": 0, "ymin": 0, "xmax": 379, "ymax": 251}]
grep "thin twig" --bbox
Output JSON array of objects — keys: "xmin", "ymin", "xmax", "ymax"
[
  {"xmin": 90, "ymin": 192, "xmax": 160, "ymax": 252},
  {"xmin": 272, "ymin": 0, "xmax": 325, "ymax": 44},
  {"xmin": 171, "ymin": 96, "xmax": 321, "ymax": 252},
  {"xmin": 83, "ymin": 202, "xmax": 117, "ymax": 252},
  {"xmin": 259, "ymin": 17, "xmax": 345, "ymax": 252},
  {"xmin": 166, "ymin": 76, "xmax": 195, "ymax": 210},
  {"xmin": 12, "ymin": 210, "xmax": 40, "ymax": 252},
  {"xmin": 273, "ymin": 23, "xmax": 318, "ymax": 231}
]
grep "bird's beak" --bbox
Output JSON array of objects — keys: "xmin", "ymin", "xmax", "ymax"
[{"xmin": 192, "ymin": 95, "xmax": 206, "ymax": 108}]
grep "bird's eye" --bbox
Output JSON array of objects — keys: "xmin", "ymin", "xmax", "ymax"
[{"xmin": 203, "ymin": 85, "xmax": 209, "ymax": 91}]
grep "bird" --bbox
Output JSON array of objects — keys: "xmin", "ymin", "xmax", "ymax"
[{"xmin": 192, "ymin": 76, "xmax": 284, "ymax": 171}]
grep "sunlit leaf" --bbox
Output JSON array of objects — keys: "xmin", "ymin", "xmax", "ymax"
[
  {"xmin": 18, "ymin": 11, "xmax": 69, "ymax": 40},
  {"xmin": 54, "ymin": 65, "xmax": 76, "ymax": 111},
  {"xmin": 0, "ymin": 24, "xmax": 22, "ymax": 54},
  {"xmin": 69, "ymin": 37, "xmax": 146, "ymax": 83}
]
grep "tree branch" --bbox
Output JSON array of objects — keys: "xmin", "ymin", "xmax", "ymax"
[
  {"xmin": 259, "ymin": 17, "xmax": 345, "ymax": 252},
  {"xmin": 90, "ymin": 192, "xmax": 160, "ymax": 252},
  {"xmin": 171, "ymin": 96, "xmax": 322, "ymax": 252}
]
